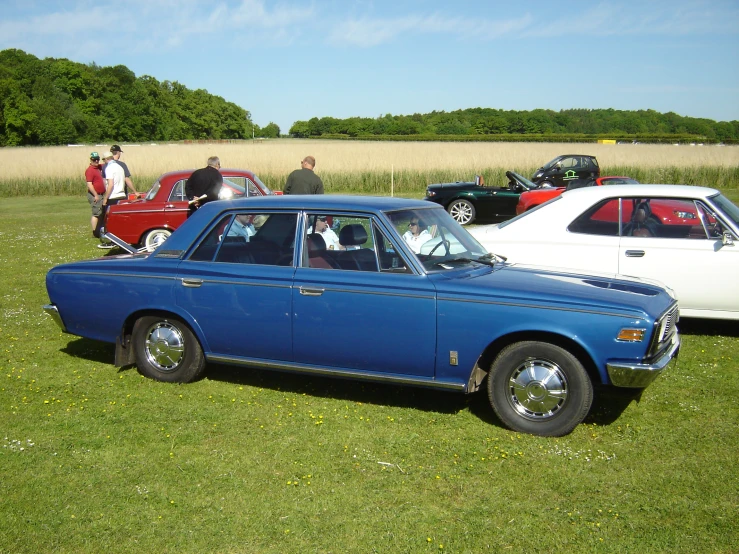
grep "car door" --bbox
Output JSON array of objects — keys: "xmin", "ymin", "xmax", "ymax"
[
  {"xmin": 292, "ymin": 214, "xmax": 437, "ymax": 376},
  {"xmin": 475, "ymin": 189, "xmax": 521, "ymax": 220},
  {"xmin": 164, "ymin": 179, "xmax": 191, "ymax": 229},
  {"xmin": 174, "ymin": 212, "xmax": 298, "ymax": 361},
  {"xmin": 618, "ymin": 198, "xmax": 739, "ymax": 315}
]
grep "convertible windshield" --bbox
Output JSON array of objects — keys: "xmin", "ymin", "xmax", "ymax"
[{"xmin": 386, "ymin": 207, "xmax": 489, "ymax": 272}]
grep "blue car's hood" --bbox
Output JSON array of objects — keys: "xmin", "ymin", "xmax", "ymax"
[{"xmin": 431, "ymin": 263, "xmax": 674, "ymax": 320}]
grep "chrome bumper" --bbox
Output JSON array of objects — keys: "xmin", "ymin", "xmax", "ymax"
[
  {"xmin": 43, "ymin": 304, "xmax": 67, "ymax": 332},
  {"xmin": 607, "ymin": 334, "xmax": 680, "ymax": 388}
]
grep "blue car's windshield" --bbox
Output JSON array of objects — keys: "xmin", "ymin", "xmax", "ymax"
[{"xmin": 385, "ymin": 207, "xmax": 491, "ymax": 272}]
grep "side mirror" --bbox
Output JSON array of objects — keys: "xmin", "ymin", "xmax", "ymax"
[{"xmin": 722, "ymin": 232, "xmax": 735, "ymax": 247}]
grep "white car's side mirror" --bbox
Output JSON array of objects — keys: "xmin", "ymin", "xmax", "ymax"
[{"xmin": 722, "ymin": 232, "xmax": 735, "ymax": 246}]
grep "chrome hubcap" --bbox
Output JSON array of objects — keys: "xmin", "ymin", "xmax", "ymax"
[
  {"xmin": 508, "ymin": 358, "xmax": 568, "ymax": 419},
  {"xmin": 146, "ymin": 230, "xmax": 171, "ymax": 251},
  {"xmin": 144, "ymin": 321, "xmax": 185, "ymax": 372}
]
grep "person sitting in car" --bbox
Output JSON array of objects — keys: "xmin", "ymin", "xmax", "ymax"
[{"xmin": 403, "ymin": 216, "xmax": 432, "ymax": 254}]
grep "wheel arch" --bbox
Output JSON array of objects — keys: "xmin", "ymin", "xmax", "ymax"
[
  {"xmin": 468, "ymin": 330, "xmax": 602, "ymax": 392},
  {"xmin": 115, "ymin": 308, "xmax": 210, "ymax": 367}
]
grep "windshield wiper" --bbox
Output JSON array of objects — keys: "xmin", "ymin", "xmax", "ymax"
[
  {"xmin": 433, "ymin": 254, "xmax": 498, "ymax": 268},
  {"xmin": 479, "ymin": 252, "xmax": 507, "ymax": 263}
]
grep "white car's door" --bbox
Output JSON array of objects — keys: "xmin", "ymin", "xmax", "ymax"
[
  {"xmin": 619, "ymin": 235, "xmax": 739, "ymax": 316},
  {"xmin": 618, "ymin": 198, "xmax": 739, "ymax": 318}
]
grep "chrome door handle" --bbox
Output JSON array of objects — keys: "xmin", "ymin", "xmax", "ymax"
[
  {"xmin": 165, "ymin": 204, "xmax": 176, "ymax": 208},
  {"xmin": 181, "ymin": 278, "xmax": 203, "ymax": 288},
  {"xmin": 300, "ymin": 287, "xmax": 325, "ymax": 296},
  {"xmin": 625, "ymin": 250, "xmax": 645, "ymax": 258}
]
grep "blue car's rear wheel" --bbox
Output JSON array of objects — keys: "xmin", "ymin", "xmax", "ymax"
[
  {"xmin": 448, "ymin": 199, "xmax": 476, "ymax": 225},
  {"xmin": 487, "ymin": 341, "xmax": 593, "ymax": 436},
  {"xmin": 133, "ymin": 315, "xmax": 205, "ymax": 383}
]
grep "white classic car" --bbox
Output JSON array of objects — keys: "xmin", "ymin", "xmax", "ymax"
[{"xmin": 469, "ymin": 184, "xmax": 739, "ymax": 320}]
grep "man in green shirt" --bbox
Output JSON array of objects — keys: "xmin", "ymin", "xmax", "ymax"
[{"xmin": 284, "ymin": 156, "xmax": 324, "ymax": 195}]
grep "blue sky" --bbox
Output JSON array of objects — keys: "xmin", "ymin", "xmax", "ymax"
[{"xmin": 1, "ymin": 0, "xmax": 738, "ymax": 133}]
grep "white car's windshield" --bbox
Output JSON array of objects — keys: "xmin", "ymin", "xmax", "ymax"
[{"xmin": 711, "ymin": 193, "xmax": 739, "ymax": 227}]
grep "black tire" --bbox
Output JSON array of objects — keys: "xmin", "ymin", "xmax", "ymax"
[
  {"xmin": 447, "ymin": 199, "xmax": 476, "ymax": 225},
  {"xmin": 132, "ymin": 315, "xmax": 206, "ymax": 383},
  {"xmin": 487, "ymin": 341, "xmax": 593, "ymax": 437}
]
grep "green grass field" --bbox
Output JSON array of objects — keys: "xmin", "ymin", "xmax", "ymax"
[{"xmin": 1, "ymin": 197, "xmax": 738, "ymax": 553}]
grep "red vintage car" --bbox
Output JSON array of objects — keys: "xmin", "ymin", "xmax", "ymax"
[
  {"xmin": 516, "ymin": 176, "xmax": 639, "ymax": 215},
  {"xmin": 104, "ymin": 169, "xmax": 279, "ymax": 250}
]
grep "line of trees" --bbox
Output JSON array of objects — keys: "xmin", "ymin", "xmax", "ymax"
[
  {"xmin": 0, "ymin": 49, "xmax": 280, "ymax": 146},
  {"xmin": 290, "ymin": 108, "xmax": 739, "ymax": 143}
]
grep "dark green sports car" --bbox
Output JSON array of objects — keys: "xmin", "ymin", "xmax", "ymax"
[{"xmin": 424, "ymin": 171, "xmax": 539, "ymax": 225}]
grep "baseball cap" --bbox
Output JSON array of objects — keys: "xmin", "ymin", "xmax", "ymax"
[
  {"xmin": 90, "ymin": 151, "xmax": 100, "ymax": 160},
  {"xmin": 101, "ymin": 151, "xmax": 114, "ymax": 159},
  {"xmin": 110, "ymin": 144, "xmax": 123, "ymax": 153}
]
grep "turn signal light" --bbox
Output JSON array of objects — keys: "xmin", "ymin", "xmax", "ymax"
[{"xmin": 617, "ymin": 328, "xmax": 646, "ymax": 342}]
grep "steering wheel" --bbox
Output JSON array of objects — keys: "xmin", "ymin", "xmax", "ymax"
[{"xmin": 428, "ymin": 239, "xmax": 451, "ymax": 257}]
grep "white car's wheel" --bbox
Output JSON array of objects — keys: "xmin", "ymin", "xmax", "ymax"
[{"xmin": 143, "ymin": 229, "xmax": 172, "ymax": 252}]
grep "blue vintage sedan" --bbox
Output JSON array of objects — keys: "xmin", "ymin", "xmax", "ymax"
[{"xmin": 44, "ymin": 195, "xmax": 679, "ymax": 436}]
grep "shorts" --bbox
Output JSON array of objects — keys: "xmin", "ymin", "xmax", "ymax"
[{"xmin": 88, "ymin": 192, "xmax": 104, "ymax": 217}]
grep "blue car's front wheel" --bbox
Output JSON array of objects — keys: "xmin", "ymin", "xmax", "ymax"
[{"xmin": 487, "ymin": 341, "xmax": 593, "ymax": 436}]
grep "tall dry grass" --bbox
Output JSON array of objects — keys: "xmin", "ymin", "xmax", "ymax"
[{"xmin": 0, "ymin": 140, "xmax": 737, "ymax": 197}]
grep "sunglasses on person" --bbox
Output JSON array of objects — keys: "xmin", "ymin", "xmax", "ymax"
[{"xmin": 409, "ymin": 221, "xmax": 419, "ymax": 226}]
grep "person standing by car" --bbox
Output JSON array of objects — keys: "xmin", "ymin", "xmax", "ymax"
[
  {"xmin": 185, "ymin": 156, "xmax": 224, "ymax": 215},
  {"xmin": 85, "ymin": 152, "xmax": 106, "ymax": 237},
  {"xmin": 284, "ymin": 156, "xmax": 324, "ymax": 195},
  {"xmin": 102, "ymin": 151, "xmax": 127, "ymax": 207},
  {"xmin": 110, "ymin": 145, "xmax": 137, "ymax": 196},
  {"xmin": 97, "ymin": 151, "xmax": 127, "ymax": 249}
]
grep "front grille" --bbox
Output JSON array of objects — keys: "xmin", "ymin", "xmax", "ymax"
[{"xmin": 658, "ymin": 305, "xmax": 679, "ymax": 343}]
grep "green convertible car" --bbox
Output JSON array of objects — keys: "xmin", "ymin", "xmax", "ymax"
[{"xmin": 423, "ymin": 171, "xmax": 539, "ymax": 225}]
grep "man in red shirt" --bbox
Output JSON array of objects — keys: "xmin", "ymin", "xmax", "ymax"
[{"xmin": 85, "ymin": 152, "xmax": 108, "ymax": 243}]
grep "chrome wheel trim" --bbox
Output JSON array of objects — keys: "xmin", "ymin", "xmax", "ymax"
[
  {"xmin": 450, "ymin": 201, "xmax": 473, "ymax": 224},
  {"xmin": 145, "ymin": 229, "xmax": 172, "ymax": 251},
  {"xmin": 507, "ymin": 358, "xmax": 568, "ymax": 420},
  {"xmin": 144, "ymin": 321, "xmax": 185, "ymax": 372}
]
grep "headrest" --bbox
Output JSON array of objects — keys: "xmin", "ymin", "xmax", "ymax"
[
  {"xmin": 339, "ymin": 224, "xmax": 368, "ymax": 247},
  {"xmin": 306, "ymin": 233, "xmax": 326, "ymax": 256}
]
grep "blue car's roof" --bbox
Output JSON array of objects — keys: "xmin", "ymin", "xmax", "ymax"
[
  {"xmin": 162, "ymin": 195, "xmax": 441, "ymax": 253},
  {"xmin": 206, "ymin": 194, "xmax": 434, "ymax": 214}
]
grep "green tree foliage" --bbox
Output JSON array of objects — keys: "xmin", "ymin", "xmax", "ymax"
[
  {"xmin": 290, "ymin": 107, "xmax": 739, "ymax": 142},
  {"xmin": 0, "ymin": 49, "xmax": 253, "ymax": 146},
  {"xmin": 256, "ymin": 122, "xmax": 280, "ymax": 138}
]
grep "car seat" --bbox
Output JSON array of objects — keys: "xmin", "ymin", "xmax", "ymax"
[
  {"xmin": 306, "ymin": 233, "xmax": 339, "ymax": 269},
  {"xmin": 339, "ymin": 224, "xmax": 378, "ymax": 271}
]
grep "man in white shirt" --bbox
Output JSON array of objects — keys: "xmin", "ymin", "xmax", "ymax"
[
  {"xmin": 403, "ymin": 217, "xmax": 432, "ymax": 254},
  {"xmin": 102, "ymin": 151, "xmax": 127, "ymax": 207},
  {"xmin": 308, "ymin": 216, "xmax": 344, "ymax": 251}
]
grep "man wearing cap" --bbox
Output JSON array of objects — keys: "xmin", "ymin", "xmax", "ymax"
[
  {"xmin": 283, "ymin": 155, "xmax": 324, "ymax": 195},
  {"xmin": 85, "ymin": 152, "xmax": 106, "ymax": 236},
  {"xmin": 102, "ymin": 151, "xmax": 127, "ymax": 207},
  {"xmin": 110, "ymin": 145, "xmax": 137, "ymax": 195},
  {"xmin": 307, "ymin": 216, "xmax": 343, "ymax": 250}
]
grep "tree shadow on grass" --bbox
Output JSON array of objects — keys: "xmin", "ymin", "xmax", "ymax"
[
  {"xmin": 677, "ymin": 317, "xmax": 739, "ymax": 337},
  {"xmin": 60, "ymin": 337, "xmax": 115, "ymax": 365}
]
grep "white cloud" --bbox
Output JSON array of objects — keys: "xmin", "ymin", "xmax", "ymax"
[{"xmin": 328, "ymin": 13, "xmax": 533, "ymax": 47}]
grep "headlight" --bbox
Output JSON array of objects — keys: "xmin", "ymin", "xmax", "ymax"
[
  {"xmin": 426, "ymin": 190, "xmax": 436, "ymax": 197},
  {"xmin": 534, "ymin": 172, "xmax": 543, "ymax": 178}
]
